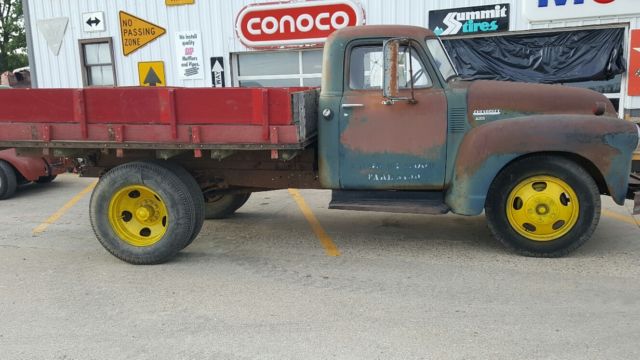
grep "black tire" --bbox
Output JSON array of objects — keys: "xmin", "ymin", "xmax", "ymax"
[
  {"xmin": 232, "ymin": 193, "xmax": 251, "ymax": 211},
  {"xmin": 36, "ymin": 175, "xmax": 57, "ymax": 184},
  {"xmin": 0, "ymin": 161, "xmax": 18, "ymax": 200},
  {"xmin": 150, "ymin": 160, "xmax": 205, "ymax": 249},
  {"xmin": 89, "ymin": 161, "xmax": 196, "ymax": 265},
  {"xmin": 205, "ymin": 193, "xmax": 251, "ymax": 220},
  {"xmin": 485, "ymin": 156, "xmax": 600, "ymax": 258}
]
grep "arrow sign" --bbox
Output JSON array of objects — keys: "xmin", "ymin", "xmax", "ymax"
[
  {"xmin": 82, "ymin": 12, "xmax": 105, "ymax": 33},
  {"xmin": 211, "ymin": 57, "xmax": 225, "ymax": 88},
  {"xmin": 634, "ymin": 47, "xmax": 640, "ymax": 53},
  {"xmin": 144, "ymin": 68, "xmax": 161, "ymax": 86},
  {"xmin": 138, "ymin": 61, "xmax": 166, "ymax": 87},
  {"xmin": 86, "ymin": 17, "xmax": 101, "ymax": 27}
]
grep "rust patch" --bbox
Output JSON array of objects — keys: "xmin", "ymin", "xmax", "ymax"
[
  {"xmin": 467, "ymin": 80, "xmax": 618, "ymax": 119},
  {"xmin": 340, "ymin": 89, "xmax": 448, "ymax": 156},
  {"xmin": 454, "ymin": 115, "xmax": 636, "ymax": 178}
]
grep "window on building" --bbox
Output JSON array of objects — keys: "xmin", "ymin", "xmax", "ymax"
[
  {"xmin": 349, "ymin": 45, "xmax": 432, "ymax": 90},
  {"xmin": 234, "ymin": 49, "xmax": 323, "ymax": 87},
  {"xmin": 79, "ymin": 38, "xmax": 116, "ymax": 87}
]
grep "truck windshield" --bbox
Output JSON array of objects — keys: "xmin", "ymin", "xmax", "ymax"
[{"xmin": 426, "ymin": 38, "xmax": 457, "ymax": 82}]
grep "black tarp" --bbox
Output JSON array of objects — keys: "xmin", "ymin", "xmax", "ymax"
[{"xmin": 442, "ymin": 28, "xmax": 626, "ymax": 84}]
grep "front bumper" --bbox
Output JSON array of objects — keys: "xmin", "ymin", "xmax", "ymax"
[{"xmin": 634, "ymin": 192, "xmax": 640, "ymax": 215}]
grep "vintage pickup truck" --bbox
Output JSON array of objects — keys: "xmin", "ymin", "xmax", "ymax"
[{"xmin": 0, "ymin": 25, "xmax": 638, "ymax": 264}]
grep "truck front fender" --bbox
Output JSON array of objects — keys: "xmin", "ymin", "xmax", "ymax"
[{"xmin": 445, "ymin": 115, "xmax": 639, "ymax": 216}]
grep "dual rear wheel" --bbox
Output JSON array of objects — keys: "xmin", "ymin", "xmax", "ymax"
[
  {"xmin": 90, "ymin": 161, "xmax": 201, "ymax": 265},
  {"xmin": 90, "ymin": 161, "xmax": 252, "ymax": 265}
]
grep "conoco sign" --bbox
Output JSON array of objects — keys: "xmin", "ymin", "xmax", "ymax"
[{"xmin": 236, "ymin": 0, "xmax": 365, "ymax": 48}]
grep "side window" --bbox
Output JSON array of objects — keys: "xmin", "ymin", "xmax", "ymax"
[
  {"xmin": 349, "ymin": 45, "xmax": 432, "ymax": 90},
  {"xmin": 79, "ymin": 38, "xmax": 116, "ymax": 87}
]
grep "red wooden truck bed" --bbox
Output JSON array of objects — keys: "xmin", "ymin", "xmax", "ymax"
[{"xmin": 0, "ymin": 87, "xmax": 318, "ymax": 153}]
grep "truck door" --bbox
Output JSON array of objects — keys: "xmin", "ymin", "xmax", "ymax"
[{"xmin": 339, "ymin": 42, "xmax": 448, "ymax": 190}]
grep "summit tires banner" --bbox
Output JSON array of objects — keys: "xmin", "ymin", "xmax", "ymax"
[{"xmin": 429, "ymin": 4, "xmax": 510, "ymax": 37}]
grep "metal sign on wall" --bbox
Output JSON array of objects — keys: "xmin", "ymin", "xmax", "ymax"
[
  {"xmin": 524, "ymin": 0, "xmax": 638, "ymax": 22},
  {"xmin": 236, "ymin": 0, "xmax": 365, "ymax": 48},
  {"xmin": 82, "ymin": 12, "xmax": 105, "ymax": 33},
  {"xmin": 119, "ymin": 11, "xmax": 167, "ymax": 56},
  {"xmin": 629, "ymin": 30, "xmax": 640, "ymax": 97},
  {"xmin": 429, "ymin": 4, "xmax": 510, "ymax": 37},
  {"xmin": 176, "ymin": 31, "xmax": 204, "ymax": 80},
  {"xmin": 166, "ymin": 0, "xmax": 195, "ymax": 6},
  {"xmin": 138, "ymin": 61, "xmax": 166, "ymax": 87},
  {"xmin": 211, "ymin": 57, "xmax": 225, "ymax": 88}
]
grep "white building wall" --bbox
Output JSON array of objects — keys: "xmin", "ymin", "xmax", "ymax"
[{"xmin": 25, "ymin": 0, "xmax": 640, "ymax": 109}]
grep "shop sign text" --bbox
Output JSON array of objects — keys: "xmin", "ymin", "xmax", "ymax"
[
  {"xmin": 524, "ymin": 0, "xmax": 638, "ymax": 22},
  {"xmin": 429, "ymin": 4, "xmax": 509, "ymax": 36},
  {"xmin": 236, "ymin": 0, "xmax": 364, "ymax": 48},
  {"xmin": 120, "ymin": 11, "xmax": 166, "ymax": 56},
  {"xmin": 176, "ymin": 31, "xmax": 204, "ymax": 80}
]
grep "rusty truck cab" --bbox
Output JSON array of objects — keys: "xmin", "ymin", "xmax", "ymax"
[{"xmin": 319, "ymin": 25, "xmax": 638, "ymax": 216}]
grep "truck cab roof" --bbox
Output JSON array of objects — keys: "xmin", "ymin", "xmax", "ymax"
[{"xmin": 328, "ymin": 25, "xmax": 436, "ymax": 42}]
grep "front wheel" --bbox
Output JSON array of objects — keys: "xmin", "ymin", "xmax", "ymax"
[
  {"xmin": 90, "ymin": 162, "xmax": 197, "ymax": 265},
  {"xmin": 485, "ymin": 156, "xmax": 600, "ymax": 257}
]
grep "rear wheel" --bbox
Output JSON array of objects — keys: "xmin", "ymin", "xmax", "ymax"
[
  {"xmin": 150, "ymin": 161, "xmax": 205, "ymax": 249},
  {"xmin": 205, "ymin": 193, "xmax": 251, "ymax": 220},
  {"xmin": 90, "ymin": 161, "xmax": 196, "ymax": 265},
  {"xmin": 485, "ymin": 156, "xmax": 600, "ymax": 257},
  {"xmin": 0, "ymin": 161, "xmax": 18, "ymax": 200}
]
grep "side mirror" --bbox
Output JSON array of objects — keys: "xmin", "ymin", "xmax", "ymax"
[
  {"xmin": 383, "ymin": 39, "xmax": 401, "ymax": 100},
  {"xmin": 383, "ymin": 38, "xmax": 417, "ymax": 105}
]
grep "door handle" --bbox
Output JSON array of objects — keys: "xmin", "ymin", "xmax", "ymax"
[{"xmin": 342, "ymin": 103, "xmax": 365, "ymax": 109}]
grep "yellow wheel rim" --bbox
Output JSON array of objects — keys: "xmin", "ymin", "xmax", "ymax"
[
  {"xmin": 108, "ymin": 185, "xmax": 168, "ymax": 247},
  {"xmin": 506, "ymin": 176, "xmax": 580, "ymax": 242}
]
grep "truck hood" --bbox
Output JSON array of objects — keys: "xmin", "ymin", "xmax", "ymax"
[{"xmin": 460, "ymin": 80, "xmax": 618, "ymax": 123}]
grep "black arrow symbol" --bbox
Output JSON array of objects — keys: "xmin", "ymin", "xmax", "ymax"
[
  {"xmin": 144, "ymin": 67, "xmax": 162, "ymax": 86},
  {"xmin": 86, "ymin": 17, "xmax": 101, "ymax": 27}
]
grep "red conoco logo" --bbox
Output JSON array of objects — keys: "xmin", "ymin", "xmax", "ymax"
[{"xmin": 236, "ymin": 0, "xmax": 364, "ymax": 48}]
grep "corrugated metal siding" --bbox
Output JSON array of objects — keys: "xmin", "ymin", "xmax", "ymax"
[
  {"xmin": 26, "ymin": 0, "xmax": 640, "ymax": 109},
  {"xmin": 25, "ymin": 0, "xmax": 527, "ymax": 89}
]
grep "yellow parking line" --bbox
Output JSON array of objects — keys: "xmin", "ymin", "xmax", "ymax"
[
  {"xmin": 602, "ymin": 209, "xmax": 640, "ymax": 228},
  {"xmin": 32, "ymin": 181, "xmax": 98, "ymax": 235},
  {"xmin": 288, "ymin": 189, "xmax": 341, "ymax": 257}
]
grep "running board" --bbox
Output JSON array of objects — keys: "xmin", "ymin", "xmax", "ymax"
[{"xmin": 329, "ymin": 190, "xmax": 450, "ymax": 215}]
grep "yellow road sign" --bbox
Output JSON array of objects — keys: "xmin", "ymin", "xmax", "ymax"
[
  {"xmin": 138, "ymin": 61, "xmax": 166, "ymax": 87},
  {"xmin": 119, "ymin": 11, "xmax": 166, "ymax": 56},
  {"xmin": 166, "ymin": 0, "xmax": 195, "ymax": 5}
]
